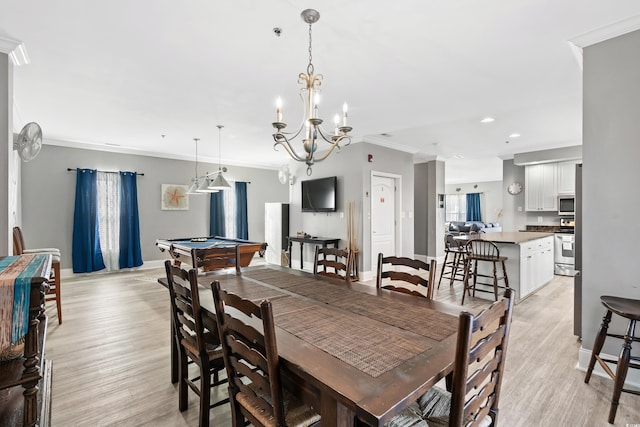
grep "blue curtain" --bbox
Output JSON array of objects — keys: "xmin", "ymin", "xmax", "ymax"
[
  {"xmin": 235, "ymin": 182, "xmax": 248, "ymax": 239},
  {"xmin": 466, "ymin": 193, "xmax": 482, "ymax": 221},
  {"xmin": 119, "ymin": 172, "xmax": 143, "ymax": 268},
  {"xmin": 72, "ymin": 169, "xmax": 105, "ymax": 273},
  {"xmin": 209, "ymin": 192, "xmax": 226, "ymax": 236}
]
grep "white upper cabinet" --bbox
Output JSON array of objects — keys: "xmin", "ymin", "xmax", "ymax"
[
  {"xmin": 557, "ymin": 160, "xmax": 579, "ymax": 194},
  {"xmin": 525, "ymin": 163, "xmax": 558, "ymax": 211}
]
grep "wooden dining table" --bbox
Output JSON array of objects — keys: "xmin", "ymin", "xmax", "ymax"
[{"xmin": 158, "ymin": 265, "xmax": 461, "ymax": 427}]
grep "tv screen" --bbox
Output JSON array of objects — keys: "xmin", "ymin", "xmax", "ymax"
[{"xmin": 301, "ymin": 176, "xmax": 337, "ymax": 212}]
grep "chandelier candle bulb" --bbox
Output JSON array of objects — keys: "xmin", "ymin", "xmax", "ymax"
[
  {"xmin": 342, "ymin": 102, "xmax": 348, "ymax": 127},
  {"xmin": 334, "ymin": 114, "xmax": 340, "ymax": 136},
  {"xmin": 276, "ymin": 97, "xmax": 283, "ymax": 122}
]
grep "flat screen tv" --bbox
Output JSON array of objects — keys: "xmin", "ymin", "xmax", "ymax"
[{"xmin": 301, "ymin": 176, "xmax": 337, "ymax": 212}]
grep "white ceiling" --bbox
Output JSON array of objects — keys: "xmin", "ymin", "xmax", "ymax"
[{"xmin": 2, "ymin": 1, "xmax": 640, "ymax": 184}]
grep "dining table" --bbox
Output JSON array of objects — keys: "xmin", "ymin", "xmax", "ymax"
[{"xmin": 158, "ymin": 265, "xmax": 461, "ymax": 427}]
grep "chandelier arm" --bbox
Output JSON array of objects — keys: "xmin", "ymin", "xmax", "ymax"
[{"xmin": 273, "ymin": 135, "xmax": 307, "ymax": 162}]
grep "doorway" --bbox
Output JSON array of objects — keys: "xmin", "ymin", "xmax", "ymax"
[{"xmin": 371, "ymin": 172, "xmax": 402, "ymax": 270}]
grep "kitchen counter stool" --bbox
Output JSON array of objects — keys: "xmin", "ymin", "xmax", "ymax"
[{"xmin": 585, "ymin": 295, "xmax": 640, "ymax": 424}]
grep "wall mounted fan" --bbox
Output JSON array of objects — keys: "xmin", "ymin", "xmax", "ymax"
[
  {"xmin": 13, "ymin": 122, "xmax": 42, "ymax": 162},
  {"xmin": 278, "ymin": 165, "xmax": 294, "ymax": 185}
]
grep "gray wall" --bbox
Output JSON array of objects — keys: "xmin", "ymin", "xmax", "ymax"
[
  {"xmin": 20, "ymin": 144, "xmax": 288, "ymax": 269},
  {"xmin": 287, "ymin": 141, "xmax": 415, "ymax": 275},
  {"xmin": 582, "ymin": 30, "xmax": 640, "ymax": 358}
]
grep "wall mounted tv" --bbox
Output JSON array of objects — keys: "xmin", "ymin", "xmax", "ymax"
[{"xmin": 301, "ymin": 176, "xmax": 337, "ymax": 212}]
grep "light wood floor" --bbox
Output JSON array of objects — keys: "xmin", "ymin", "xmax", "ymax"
[{"xmin": 45, "ymin": 266, "xmax": 640, "ymax": 426}]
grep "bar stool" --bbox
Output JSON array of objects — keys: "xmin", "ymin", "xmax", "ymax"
[
  {"xmin": 462, "ymin": 239, "xmax": 509, "ymax": 305},
  {"xmin": 437, "ymin": 234, "xmax": 467, "ymax": 289},
  {"xmin": 584, "ymin": 296, "xmax": 640, "ymax": 424}
]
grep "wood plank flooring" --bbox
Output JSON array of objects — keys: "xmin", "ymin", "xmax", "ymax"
[{"xmin": 45, "ymin": 266, "xmax": 640, "ymax": 426}]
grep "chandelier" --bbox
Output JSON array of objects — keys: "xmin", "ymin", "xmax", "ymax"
[
  {"xmin": 186, "ymin": 125, "xmax": 231, "ymax": 195},
  {"xmin": 272, "ymin": 9, "xmax": 352, "ymax": 176}
]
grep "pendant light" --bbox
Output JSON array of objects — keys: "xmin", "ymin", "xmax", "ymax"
[{"xmin": 208, "ymin": 125, "xmax": 231, "ymax": 190}]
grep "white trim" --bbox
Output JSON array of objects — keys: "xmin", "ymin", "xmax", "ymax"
[
  {"xmin": 577, "ymin": 346, "xmax": 640, "ymax": 389},
  {"xmin": 363, "ymin": 135, "xmax": 420, "ymax": 154},
  {"xmin": 569, "ymin": 14, "xmax": 640, "ymax": 49},
  {"xmin": 0, "ymin": 36, "xmax": 29, "ymax": 66}
]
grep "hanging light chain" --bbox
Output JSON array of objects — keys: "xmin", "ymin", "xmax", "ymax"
[{"xmin": 307, "ymin": 23, "xmax": 314, "ymax": 75}]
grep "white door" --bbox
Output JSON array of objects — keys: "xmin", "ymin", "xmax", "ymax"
[{"xmin": 371, "ymin": 175, "xmax": 396, "ymax": 267}]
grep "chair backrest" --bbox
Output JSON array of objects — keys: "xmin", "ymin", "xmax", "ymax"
[
  {"xmin": 449, "ymin": 288, "xmax": 515, "ymax": 426},
  {"xmin": 375, "ymin": 253, "xmax": 436, "ymax": 299},
  {"xmin": 313, "ymin": 246, "xmax": 352, "ymax": 282},
  {"xmin": 465, "ymin": 239, "xmax": 500, "ymax": 260},
  {"xmin": 211, "ymin": 281, "xmax": 286, "ymax": 426},
  {"xmin": 191, "ymin": 245, "xmax": 240, "ymax": 274},
  {"xmin": 164, "ymin": 261, "xmax": 218, "ymax": 360},
  {"xmin": 13, "ymin": 226, "xmax": 25, "ymax": 255},
  {"xmin": 444, "ymin": 233, "xmax": 457, "ymax": 250}
]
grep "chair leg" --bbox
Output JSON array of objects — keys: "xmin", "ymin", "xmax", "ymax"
[
  {"xmin": 200, "ymin": 362, "xmax": 211, "ymax": 427},
  {"xmin": 492, "ymin": 261, "xmax": 499, "ymax": 301},
  {"xmin": 437, "ymin": 251, "xmax": 451, "ymax": 289},
  {"xmin": 178, "ymin": 351, "xmax": 189, "ymax": 412},
  {"xmin": 501, "ymin": 259, "xmax": 510, "ymax": 289},
  {"xmin": 449, "ymin": 252, "xmax": 460, "ymax": 287},
  {"xmin": 53, "ymin": 262, "xmax": 62, "ymax": 324},
  {"xmin": 608, "ymin": 319, "xmax": 636, "ymax": 424},
  {"xmin": 585, "ymin": 309, "xmax": 613, "ymax": 383}
]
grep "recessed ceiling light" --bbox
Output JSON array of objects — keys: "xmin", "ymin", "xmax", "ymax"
[
  {"xmin": 452, "ymin": 154, "xmax": 464, "ymax": 159},
  {"xmin": 380, "ymin": 133, "xmax": 392, "ymax": 137},
  {"xmin": 509, "ymin": 133, "xmax": 521, "ymax": 138},
  {"xmin": 480, "ymin": 117, "xmax": 495, "ymax": 123}
]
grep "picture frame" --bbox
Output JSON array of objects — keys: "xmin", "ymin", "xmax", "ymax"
[{"xmin": 161, "ymin": 184, "xmax": 189, "ymax": 210}]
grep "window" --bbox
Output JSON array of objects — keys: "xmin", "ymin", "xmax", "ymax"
[
  {"xmin": 445, "ymin": 194, "xmax": 466, "ymax": 222},
  {"xmin": 222, "ymin": 184, "xmax": 236, "ymax": 239}
]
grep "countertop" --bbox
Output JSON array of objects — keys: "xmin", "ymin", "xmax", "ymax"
[{"xmin": 453, "ymin": 232, "xmax": 555, "ymax": 244}]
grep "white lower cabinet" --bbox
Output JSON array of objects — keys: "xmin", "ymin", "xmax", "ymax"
[{"xmin": 519, "ymin": 236, "xmax": 554, "ymax": 299}]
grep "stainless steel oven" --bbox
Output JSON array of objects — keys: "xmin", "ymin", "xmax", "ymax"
[{"xmin": 554, "ymin": 232, "xmax": 576, "ymax": 276}]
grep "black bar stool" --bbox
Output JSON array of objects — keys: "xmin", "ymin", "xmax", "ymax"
[
  {"xmin": 461, "ymin": 239, "xmax": 509, "ymax": 305},
  {"xmin": 437, "ymin": 234, "xmax": 467, "ymax": 289},
  {"xmin": 585, "ymin": 295, "xmax": 640, "ymax": 424}
]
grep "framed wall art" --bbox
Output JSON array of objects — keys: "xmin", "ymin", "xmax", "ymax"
[{"xmin": 161, "ymin": 184, "xmax": 189, "ymax": 210}]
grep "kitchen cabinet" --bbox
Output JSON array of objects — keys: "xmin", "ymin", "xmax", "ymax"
[
  {"xmin": 525, "ymin": 163, "xmax": 558, "ymax": 211},
  {"xmin": 557, "ymin": 160, "xmax": 579, "ymax": 194},
  {"xmin": 519, "ymin": 236, "xmax": 554, "ymax": 299}
]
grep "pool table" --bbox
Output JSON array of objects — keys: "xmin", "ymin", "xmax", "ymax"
[{"xmin": 156, "ymin": 236, "xmax": 267, "ymax": 272}]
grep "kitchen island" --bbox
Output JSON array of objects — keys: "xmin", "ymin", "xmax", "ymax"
[{"xmin": 454, "ymin": 232, "xmax": 554, "ymax": 302}]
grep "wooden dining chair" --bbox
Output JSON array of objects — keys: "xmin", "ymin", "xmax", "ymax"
[
  {"xmin": 415, "ymin": 288, "xmax": 515, "ymax": 426},
  {"xmin": 164, "ymin": 261, "xmax": 228, "ymax": 427},
  {"xmin": 211, "ymin": 281, "xmax": 321, "ymax": 427},
  {"xmin": 313, "ymin": 246, "xmax": 352, "ymax": 282},
  {"xmin": 376, "ymin": 253, "xmax": 437, "ymax": 299},
  {"xmin": 191, "ymin": 245, "xmax": 240, "ymax": 274},
  {"xmin": 13, "ymin": 226, "xmax": 63, "ymax": 324}
]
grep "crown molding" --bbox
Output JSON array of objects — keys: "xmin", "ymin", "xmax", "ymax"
[
  {"xmin": 362, "ymin": 134, "xmax": 420, "ymax": 154},
  {"xmin": 0, "ymin": 36, "xmax": 30, "ymax": 66}
]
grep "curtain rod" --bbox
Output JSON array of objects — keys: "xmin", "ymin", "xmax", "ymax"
[{"xmin": 67, "ymin": 168, "xmax": 144, "ymax": 176}]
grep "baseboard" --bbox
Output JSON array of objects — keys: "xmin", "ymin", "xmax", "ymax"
[
  {"xmin": 414, "ymin": 254, "xmax": 445, "ymax": 264},
  {"xmin": 60, "ymin": 259, "xmax": 168, "ymax": 279},
  {"xmin": 577, "ymin": 346, "xmax": 640, "ymax": 389}
]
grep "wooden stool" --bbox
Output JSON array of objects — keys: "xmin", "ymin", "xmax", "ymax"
[
  {"xmin": 462, "ymin": 239, "xmax": 509, "ymax": 305},
  {"xmin": 438, "ymin": 234, "xmax": 467, "ymax": 289},
  {"xmin": 585, "ymin": 296, "xmax": 640, "ymax": 424}
]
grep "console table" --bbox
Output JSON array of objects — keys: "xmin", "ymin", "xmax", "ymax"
[
  {"xmin": 287, "ymin": 236, "xmax": 340, "ymax": 269},
  {"xmin": 0, "ymin": 254, "xmax": 52, "ymax": 427}
]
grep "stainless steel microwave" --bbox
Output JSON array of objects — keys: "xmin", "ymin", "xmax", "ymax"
[{"xmin": 558, "ymin": 195, "xmax": 575, "ymax": 216}]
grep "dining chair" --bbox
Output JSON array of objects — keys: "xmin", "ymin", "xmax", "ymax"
[
  {"xmin": 164, "ymin": 261, "xmax": 228, "ymax": 427},
  {"xmin": 13, "ymin": 226, "xmax": 63, "ymax": 324},
  {"xmin": 437, "ymin": 234, "xmax": 467, "ymax": 289},
  {"xmin": 313, "ymin": 246, "xmax": 352, "ymax": 282},
  {"xmin": 462, "ymin": 239, "xmax": 509, "ymax": 305},
  {"xmin": 211, "ymin": 281, "xmax": 321, "ymax": 427},
  {"xmin": 191, "ymin": 245, "xmax": 241, "ymax": 274},
  {"xmin": 415, "ymin": 288, "xmax": 515, "ymax": 426},
  {"xmin": 376, "ymin": 253, "xmax": 437, "ymax": 299}
]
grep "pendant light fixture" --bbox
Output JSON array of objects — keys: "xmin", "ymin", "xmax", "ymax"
[
  {"xmin": 207, "ymin": 125, "xmax": 231, "ymax": 190},
  {"xmin": 186, "ymin": 138, "xmax": 216, "ymax": 195}
]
